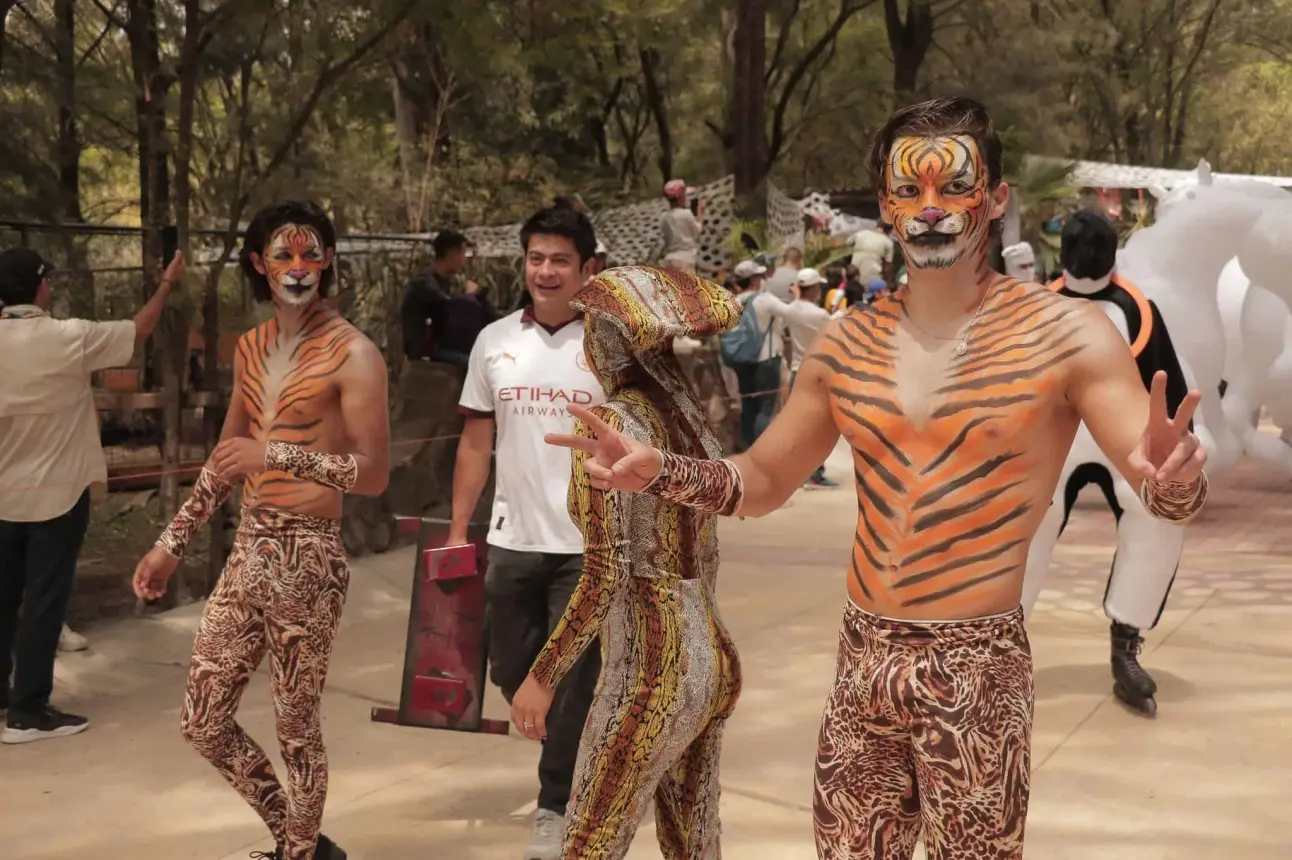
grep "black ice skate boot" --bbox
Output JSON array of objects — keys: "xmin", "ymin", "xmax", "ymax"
[
  {"xmin": 313, "ymin": 834, "xmax": 347, "ymax": 860},
  {"xmin": 1110, "ymin": 621, "xmax": 1158, "ymax": 717}
]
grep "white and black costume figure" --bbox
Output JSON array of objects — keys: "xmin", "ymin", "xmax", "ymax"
[{"xmin": 1020, "ymin": 210, "xmax": 1192, "ymax": 717}]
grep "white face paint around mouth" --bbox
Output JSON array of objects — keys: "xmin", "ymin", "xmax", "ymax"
[{"xmin": 265, "ymin": 224, "xmax": 327, "ymax": 308}]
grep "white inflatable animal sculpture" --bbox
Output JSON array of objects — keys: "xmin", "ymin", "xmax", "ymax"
[
  {"xmin": 1223, "ymin": 211, "xmax": 1292, "ymax": 473},
  {"xmin": 1121, "ymin": 160, "xmax": 1289, "ymax": 474},
  {"xmin": 1143, "ymin": 161, "xmax": 1292, "ymax": 475}
]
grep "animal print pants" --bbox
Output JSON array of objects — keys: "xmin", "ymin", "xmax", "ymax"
[
  {"xmin": 180, "ymin": 508, "xmax": 349, "ymax": 860},
  {"xmin": 813, "ymin": 602, "xmax": 1034, "ymax": 860}
]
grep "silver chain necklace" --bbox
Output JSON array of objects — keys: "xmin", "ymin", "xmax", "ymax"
[{"xmin": 902, "ymin": 285, "xmax": 993, "ymax": 356}]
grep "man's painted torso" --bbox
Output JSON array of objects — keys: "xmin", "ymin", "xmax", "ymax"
[
  {"xmin": 237, "ymin": 304, "xmax": 363, "ymax": 519},
  {"xmin": 814, "ymin": 278, "xmax": 1092, "ymax": 620}
]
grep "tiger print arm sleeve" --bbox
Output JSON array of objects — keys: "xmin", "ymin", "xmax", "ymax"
[
  {"xmin": 264, "ymin": 441, "xmax": 359, "ymax": 493},
  {"xmin": 156, "ymin": 468, "xmax": 233, "ymax": 559},
  {"xmin": 641, "ymin": 452, "xmax": 745, "ymax": 517},
  {"xmin": 530, "ymin": 413, "xmax": 629, "ymax": 689}
]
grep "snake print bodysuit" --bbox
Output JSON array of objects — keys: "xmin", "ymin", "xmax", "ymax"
[{"xmin": 530, "ymin": 388, "xmax": 742, "ymax": 860}]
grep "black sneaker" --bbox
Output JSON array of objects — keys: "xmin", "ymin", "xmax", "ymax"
[
  {"xmin": 1, "ymin": 705, "xmax": 90, "ymax": 744},
  {"xmin": 313, "ymin": 835, "xmax": 347, "ymax": 860},
  {"xmin": 248, "ymin": 848, "xmax": 282, "ymax": 860}
]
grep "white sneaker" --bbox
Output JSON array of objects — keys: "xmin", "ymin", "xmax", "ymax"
[
  {"xmin": 59, "ymin": 625, "xmax": 88, "ymax": 652},
  {"xmin": 524, "ymin": 808, "xmax": 564, "ymax": 860}
]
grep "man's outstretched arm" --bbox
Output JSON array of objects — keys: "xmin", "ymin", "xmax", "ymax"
[
  {"xmin": 1066, "ymin": 303, "xmax": 1208, "ymax": 522},
  {"xmin": 550, "ymin": 320, "xmax": 844, "ymax": 519}
]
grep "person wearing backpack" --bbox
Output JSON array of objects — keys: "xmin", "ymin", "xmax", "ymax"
[{"xmin": 720, "ymin": 259, "xmax": 790, "ymax": 450}]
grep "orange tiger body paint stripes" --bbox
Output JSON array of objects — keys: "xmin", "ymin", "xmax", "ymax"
[
  {"xmin": 815, "ymin": 277, "xmax": 1088, "ymax": 619},
  {"xmin": 236, "ymin": 303, "xmax": 363, "ymax": 519}
]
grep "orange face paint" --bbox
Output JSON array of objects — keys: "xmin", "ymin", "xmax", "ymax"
[
  {"xmin": 882, "ymin": 135, "xmax": 991, "ymax": 271},
  {"xmin": 264, "ymin": 224, "xmax": 327, "ymax": 307}
]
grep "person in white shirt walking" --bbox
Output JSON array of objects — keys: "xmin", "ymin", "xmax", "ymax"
[
  {"xmin": 851, "ymin": 222, "xmax": 895, "ymax": 287},
  {"xmin": 762, "ymin": 246, "xmax": 802, "ymax": 303},
  {"xmin": 784, "ymin": 268, "xmax": 840, "ymax": 488},
  {"xmin": 448, "ymin": 205, "xmax": 606, "ymax": 860},
  {"xmin": 0, "ymin": 247, "xmax": 181, "ymax": 743},
  {"xmin": 723, "ymin": 259, "xmax": 791, "ymax": 450},
  {"xmin": 658, "ymin": 180, "xmax": 704, "ymax": 274}
]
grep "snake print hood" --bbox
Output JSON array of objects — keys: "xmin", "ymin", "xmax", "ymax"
[{"xmin": 571, "ymin": 266, "xmax": 742, "ymax": 457}]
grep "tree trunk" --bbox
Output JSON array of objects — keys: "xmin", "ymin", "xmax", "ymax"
[
  {"xmin": 391, "ymin": 64, "xmax": 421, "ymax": 230},
  {"xmin": 0, "ymin": 0, "xmax": 17, "ymax": 76},
  {"xmin": 732, "ymin": 0, "xmax": 768, "ymax": 207},
  {"xmin": 53, "ymin": 0, "xmax": 95, "ymax": 319},
  {"xmin": 54, "ymin": 0, "xmax": 81, "ymax": 223},
  {"xmin": 128, "ymin": 0, "xmax": 182, "ymax": 580},
  {"xmin": 640, "ymin": 47, "xmax": 673, "ymax": 182},
  {"xmin": 885, "ymin": 0, "xmax": 935, "ymax": 105}
]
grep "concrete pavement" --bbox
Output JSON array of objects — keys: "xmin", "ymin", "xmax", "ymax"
[{"xmin": 3, "ymin": 443, "xmax": 1290, "ymax": 859}]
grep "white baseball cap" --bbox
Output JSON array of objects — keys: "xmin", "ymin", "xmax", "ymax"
[
  {"xmin": 732, "ymin": 260, "xmax": 767, "ymax": 280},
  {"xmin": 797, "ymin": 267, "xmax": 824, "ymax": 287}
]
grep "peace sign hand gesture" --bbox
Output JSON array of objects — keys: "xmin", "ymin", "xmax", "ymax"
[
  {"xmin": 1127, "ymin": 371, "xmax": 1207, "ymax": 484},
  {"xmin": 545, "ymin": 404, "xmax": 664, "ymax": 492}
]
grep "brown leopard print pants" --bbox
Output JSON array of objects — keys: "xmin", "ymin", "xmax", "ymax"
[
  {"xmin": 180, "ymin": 508, "xmax": 349, "ymax": 860},
  {"xmin": 813, "ymin": 602, "xmax": 1033, "ymax": 860}
]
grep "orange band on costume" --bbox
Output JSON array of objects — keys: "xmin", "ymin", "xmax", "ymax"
[{"xmin": 1048, "ymin": 274, "xmax": 1153, "ymax": 359}]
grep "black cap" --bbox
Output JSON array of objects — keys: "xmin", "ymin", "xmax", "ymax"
[{"xmin": 0, "ymin": 248, "xmax": 54, "ymax": 305}]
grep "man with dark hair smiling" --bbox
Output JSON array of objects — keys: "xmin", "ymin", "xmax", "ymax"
[
  {"xmin": 547, "ymin": 97, "xmax": 1209, "ymax": 859},
  {"xmin": 447, "ymin": 204, "xmax": 605, "ymax": 860},
  {"xmin": 132, "ymin": 200, "xmax": 389, "ymax": 860}
]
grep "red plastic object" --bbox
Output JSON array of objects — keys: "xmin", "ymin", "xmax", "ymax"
[{"xmin": 369, "ymin": 517, "xmax": 509, "ymax": 735}]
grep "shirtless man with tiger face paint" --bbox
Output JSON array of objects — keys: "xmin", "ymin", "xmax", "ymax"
[
  {"xmin": 546, "ymin": 98, "xmax": 1210, "ymax": 859},
  {"xmin": 132, "ymin": 200, "xmax": 390, "ymax": 860}
]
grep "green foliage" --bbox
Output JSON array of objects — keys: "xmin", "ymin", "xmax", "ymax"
[{"xmin": 4, "ymin": 0, "xmax": 1292, "ymax": 338}]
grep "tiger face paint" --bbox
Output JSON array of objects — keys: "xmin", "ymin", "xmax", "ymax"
[
  {"xmin": 881, "ymin": 134, "xmax": 994, "ymax": 271},
  {"xmin": 260, "ymin": 224, "xmax": 331, "ymax": 308}
]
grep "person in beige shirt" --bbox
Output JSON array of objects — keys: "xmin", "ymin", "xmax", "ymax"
[
  {"xmin": 658, "ymin": 179, "xmax": 705, "ymax": 273},
  {"xmin": 0, "ymin": 246, "xmax": 180, "ymax": 744}
]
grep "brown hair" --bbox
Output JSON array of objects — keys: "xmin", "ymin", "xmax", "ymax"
[{"xmin": 866, "ymin": 96, "xmax": 1003, "ymax": 192}]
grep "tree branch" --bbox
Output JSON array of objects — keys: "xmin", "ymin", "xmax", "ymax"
[
  {"xmin": 15, "ymin": 1, "xmax": 58, "ymax": 52},
  {"xmin": 89, "ymin": 0, "xmax": 129, "ymax": 31},
  {"xmin": 253, "ymin": 2, "xmax": 418, "ymax": 186},
  {"xmin": 78, "ymin": 14, "xmax": 119, "ymax": 68},
  {"xmin": 768, "ymin": 0, "xmax": 874, "ymax": 166},
  {"xmin": 764, "ymin": 0, "xmax": 802, "ymax": 93}
]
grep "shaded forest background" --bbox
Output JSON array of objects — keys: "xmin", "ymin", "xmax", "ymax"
[
  {"xmin": 5, "ymin": 0, "xmax": 1292, "ymax": 352},
  {"xmin": 5, "ymin": 0, "xmax": 1292, "ymax": 238}
]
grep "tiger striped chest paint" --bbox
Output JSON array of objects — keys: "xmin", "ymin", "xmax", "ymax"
[
  {"xmin": 817, "ymin": 280, "xmax": 1086, "ymax": 614},
  {"xmin": 236, "ymin": 305, "xmax": 360, "ymax": 513}
]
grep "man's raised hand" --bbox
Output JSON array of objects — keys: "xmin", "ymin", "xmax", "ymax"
[
  {"xmin": 1127, "ymin": 371, "xmax": 1206, "ymax": 484},
  {"xmin": 545, "ymin": 404, "xmax": 663, "ymax": 492}
]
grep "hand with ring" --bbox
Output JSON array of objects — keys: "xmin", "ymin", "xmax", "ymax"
[{"xmin": 511, "ymin": 674, "xmax": 554, "ymax": 741}]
